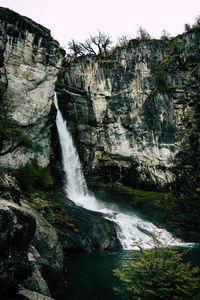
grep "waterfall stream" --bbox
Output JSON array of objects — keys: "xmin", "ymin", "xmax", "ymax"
[{"xmin": 54, "ymin": 94, "xmax": 191, "ymax": 250}]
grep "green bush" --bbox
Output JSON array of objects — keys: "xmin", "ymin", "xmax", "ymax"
[
  {"xmin": 16, "ymin": 162, "xmax": 53, "ymax": 191},
  {"xmin": 114, "ymin": 238, "xmax": 200, "ymax": 299},
  {"xmin": 150, "ymin": 62, "xmax": 167, "ymax": 88},
  {"xmin": 0, "ymin": 83, "xmax": 34, "ymax": 155}
]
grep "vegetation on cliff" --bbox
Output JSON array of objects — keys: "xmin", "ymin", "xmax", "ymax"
[
  {"xmin": 15, "ymin": 162, "xmax": 53, "ymax": 191},
  {"xmin": 21, "ymin": 191, "xmax": 78, "ymax": 241},
  {"xmin": 0, "ymin": 83, "xmax": 34, "ymax": 156}
]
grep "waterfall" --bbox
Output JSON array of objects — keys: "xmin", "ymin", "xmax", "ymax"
[{"xmin": 55, "ymin": 94, "xmax": 192, "ymax": 250}]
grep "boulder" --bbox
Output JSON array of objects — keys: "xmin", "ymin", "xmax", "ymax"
[
  {"xmin": 0, "ymin": 200, "xmax": 36, "ymax": 299},
  {"xmin": 0, "ymin": 170, "xmax": 20, "ymax": 204},
  {"xmin": 23, "ymin": 203, "xmax": 66, "ymax": 298},
  {"xmin": 54, "ymin": 197, "xmax": 122, "ymax": 253},
  {"xmin": 0, "ymin": 198, "xmax": 66, "ymax": 299}
]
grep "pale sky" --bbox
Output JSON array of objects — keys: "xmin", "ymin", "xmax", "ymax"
[{"xmin": 0, "ymin": 0, "xmax": 200, "ymax": 49}]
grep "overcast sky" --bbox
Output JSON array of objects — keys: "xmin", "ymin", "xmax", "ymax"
[{"xmin": 0, "ymin": 0, "xmax": 200, "ymax": 49}]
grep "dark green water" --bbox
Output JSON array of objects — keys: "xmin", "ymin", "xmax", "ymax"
[
  {"xmin": 64, "ymin": 251, "xmax": 125, "ymax": 300},
  {"xmin": 62, "ymin": 246, "xmax": 200, "ymax": 300}
]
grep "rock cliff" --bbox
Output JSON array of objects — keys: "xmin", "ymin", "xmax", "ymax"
[
  {"xmin": 0, "ymin": 196, "xmax": 65, "ymax": 299},
  {"xmin": 58, "ymin": 29, "xmax": 200, "ymax": 189},
  {"xmin": 0, "ymin": 7, "xmax": 65, "ymax": 169}
]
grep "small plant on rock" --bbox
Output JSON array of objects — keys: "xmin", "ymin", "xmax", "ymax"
[{"xmin": 150, "ymin": 62, "xmax": 167, "ymax": 88}]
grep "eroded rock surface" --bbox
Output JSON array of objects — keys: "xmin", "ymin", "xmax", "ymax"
[
  {"xmin": 0, "ymin": 7, "xmax": 65, "ymax": 169},
  {"xmin": 58, "ymin": 30, "xmax": 200, "ymax": 189}
]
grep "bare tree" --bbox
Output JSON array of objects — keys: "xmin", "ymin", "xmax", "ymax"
[
  {"xmin": 81, "ymin": 30, "xmax": 112, "ymax": 56},
  {"xmin": 160, "ymin": 30, "xmax": 171, "ymax": 40},
  {"xmin": 92, "ymin": 30, "xmax": 112, "ymax": 55},
  {"xmin": 137, "ymin": 27, "xmax": 151, "ymax": 40},
  {"xmin": 67, "ymin": 39, "xmax": 85, "ymax": 58},
  {"xmin": 185, "ymin": 15, "xmax": 200, "ymax": 32},
  {"xmin": 117, "ymin": 34, "xmax": 131, "ymax": 47},
  {"xmin": 184, "ymin": 23, "xmax": 191, "ymax": 32},
  {"xmin": 195, "ymin": 15, "xmax": 200, "ymax": 26},
  {"xmin": 81, "ymin": 38, "xmax": 97, "ymax": 55},
  {"xmin": 66, "ymin": 30, "xmax": 112, "ymax": 59}
]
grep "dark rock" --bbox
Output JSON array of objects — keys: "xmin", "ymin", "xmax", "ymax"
[
  {"xmin": 54, "ymin": 197, "xmax": 122, "ymax": 253},
  {"xmin": 22, "ymin": 203, "xmax": 66, "ymax": 298},
  {"xmin": 0, "ymin": 170, "xmax": 21, "ymax": 204},
  {"xmin": 22, "ymin": 265, "xmax": 51, "ymax": 297},
  {"xmin": 0, "ymin": 198, "xmax": 66, "ymax": 299},
  {"xmin": 0, "ymin": 200, "xmax": 36, "ymax": 299}
]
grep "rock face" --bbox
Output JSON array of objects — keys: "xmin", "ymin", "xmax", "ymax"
[
  {"xmin": 0, "ymin": 197, "xmax": 65, "ymax": 299},
  {"xmin": 23, "ymin": 203, "xmax": 65, "ymax": 298},
  {"xmin": 0, "ymin": 7, "xmax": 64, "ymax": 169},
  {"xmin": 0, "ymin": 169, "xmax": 20, "ymax": 204},
  {"xmin": 0, "ymin": 199, "xmax": 35, "ymax": 299},
  {"xmin": 58, "ymin": 30, "xmax": 200, "ymax": 189}
]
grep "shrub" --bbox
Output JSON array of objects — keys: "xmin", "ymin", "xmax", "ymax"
[
  {"xmin": 150, "ymin": 62, "xmax": 167, "ymax": 88},
  {"xmin": 137, "ymin": 27, "xmax": 151, "ymax": 40},
  {"xmin": 45, "ymin": 208, "xmax": 78, "ymax": 236},
  {"xmin": 160, "ymin": 30, "xmax": 171, "ymax": 41},
  {"xmin": 22, "ymin": 192, "xmax": 78, "ymax": 239},
  {"xmin": 113, "ymin": 238, "xmax": 200, "ymax": 299},
  {"xmin": 0, "ymin": 82, "xmax": 34, "ymax": 156},
  {"xmin": 117, "ymin": 35, "xmax": 131, "ymax": 47},
  {"xmin": 15, "ymin": 162, "xmax": 53, "ymax": 191}
]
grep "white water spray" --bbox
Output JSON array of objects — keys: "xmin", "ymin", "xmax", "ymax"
[{"xmin": 55, "ymin": 94, "xmax": 192, "ymax": 250}]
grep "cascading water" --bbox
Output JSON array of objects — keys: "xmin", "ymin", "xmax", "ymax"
[{"xmin": 55, "ymin": 94, "xmax": 191, "ymax": 250}]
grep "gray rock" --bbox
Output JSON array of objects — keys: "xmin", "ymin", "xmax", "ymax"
[
  {"xmin": 0, "ymin": 198, "xmax": 65, "ymax": 299},
  {"xmin": 0, "ymin": 7, "xmax": 65, "ymax": 170},
  {"xmin": 0, "ymin": 200, "xmax": 36, "ymax": 299},
  {"xmin": 22, "ymin": 203, "xmax": 65, "ymax": 298},
  {"xmin": 58, "ymin": 31, "xmax": 200, "ymax": 189},
  {"xmin": 23, "ymin": 203, "xmax": 63, "ymax": 271},
  {"xmin": 18, "ymin": 288, "xmax": 54, "ymax": 300},
  {"xmin": 23, "ymin": 266, "xmax": 51, "ymax": 297},
  {"xmin": 0, "ymin": 170, "xmax": 20, "ymax": 204}
]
